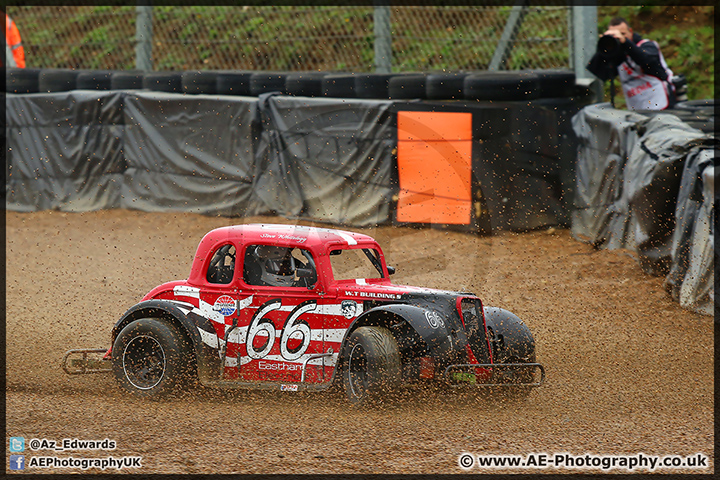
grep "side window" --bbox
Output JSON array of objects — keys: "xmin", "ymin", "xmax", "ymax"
[
  {"xmin": 243, "ymin": 245, "xmax": 317, "ymax": 288},
  {"xmin": 206, "ymin": 244, "xmax": 236, "ymax": 284}
]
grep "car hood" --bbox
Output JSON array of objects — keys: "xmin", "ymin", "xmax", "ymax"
[{"xmin": 338, "ymin": 281, "xmax": 478, "ymax": 315}]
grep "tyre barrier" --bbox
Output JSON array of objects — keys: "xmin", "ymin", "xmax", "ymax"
[
  {"xmin": 673, "ymin": 99, "xmax": 717, "ymax": 112},
  {"xmin": 637, "ymin": 107, "xmax": 715, "ymax": 134},
  {"xmin": 249, "ymin": 72, "xmax": 288, "ymax": 96},
  {"xmin": 285, "ymin": 71, "xmax": 326, "ymax": 97},
  {"xmin": 534, "ymin": 69, "xmax": 576, "ymax": 98},
  {"xmin": 110, "ymin": 71, "xmax": 144, "ymax": 90},
  {"xmin": 426, "ymin": 72, "xmax": 470, "ymax": 100},
  {"xmin": 38, "ymin": 68, "xmax": 81, "ymax": 92},
  {"xmin": 181, "ymin": 71, "xmax": 218, "ymax": 94},
  {"xmin": 8, "ymin": 68, "xmax": 581, "ymax": 101},
  {"xmin": 6, "ymin": 67, "xmax": 42, "ymax": 93},
  {"xmin": 76, "ymin": 70, "xmax": 113, "ymax": 90},
  {"xmin": 322, "ymin": 73, "xmax": 357, "ymax": 97},
  {"xmin": 463, "ymin": 71, "xmax": 540, "ymax": 101},
  {"xmin": 142, "ymin": 71, "xmax": 183, "ymax": 93},
  {"xmin": 215, "ymin": 70, "xmax": 254, "ymax": 96},
  {"xmin": 354, "ymin": 73, "xmax": 406, "ymax": 99},
  {"xmin": 388, "ymin": 74, "xmax": 426, "ymax": 99}
]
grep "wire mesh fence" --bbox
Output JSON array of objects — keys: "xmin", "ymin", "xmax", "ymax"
[{"xmin": 10, "ymin": 5, "xmax": 572, "ymax": 72}]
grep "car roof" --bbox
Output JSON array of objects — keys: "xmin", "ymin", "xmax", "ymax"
[
  {"xmin": 200, "ymin": 223, "xmax": 377, "ymax": 249},
  {"xmin": 188, "ymin": 224, "xmax": 382, "ymax": 286}
]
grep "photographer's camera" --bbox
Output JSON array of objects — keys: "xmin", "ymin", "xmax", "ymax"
[{"xmin": 597, "ymin": 34, "xmax": 622, "ymax": 62}]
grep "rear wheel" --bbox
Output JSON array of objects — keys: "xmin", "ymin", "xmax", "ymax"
[
  {"xmin": 342, "ymin": 326, "xmax": 401, "ymax": 406},
  {"xmin": 111, "ymin": 318, "xmax": 194, "ymax": 398}
]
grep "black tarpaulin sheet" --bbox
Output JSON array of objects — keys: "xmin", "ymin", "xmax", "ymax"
[
  {"xmin": 471, "ymin": 103, "xmax": 560, "ymax": 231},
  {"xmin": 254, "ymin": 94, "xmax": 395, "ymax": 226},
  {"xmin": 664, "ymin": 146, "xmax": 716, "ymax": 316},
  {"xmin": 625, "ymin": 114, "xmax": 709, "ymax": 276},
  {"xmin": 122, "ymin": 91, "xmax": 268, "ymax": 216},
  {"xmin": 570, "ymin": 103, "xmax": 647, "ymax": 248},
  {"xmin": 6, "ymin": 91, "xmax": 125, "ymax": 211}
]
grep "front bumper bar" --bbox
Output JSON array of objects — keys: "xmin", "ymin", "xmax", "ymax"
[
  {"xmin": 444, "ymin": 363, "xmax": 545, "ymax": 387},
  {"xmin": 62, "ymin": 349, "xmax": 112, "ymax": 375}
]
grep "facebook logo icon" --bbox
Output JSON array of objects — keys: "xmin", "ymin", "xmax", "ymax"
[
  {"xmin": 9, "ymin": 437, "xmax": 25, "ymax": 452},
  {"xmin": 9, "ymin": 455, "xmax": 25, "ymax": 470}
]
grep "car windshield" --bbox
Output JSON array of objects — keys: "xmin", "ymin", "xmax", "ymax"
[{"xmin": 329, "ymin": 247, "xmax": 384, "ymax": 281}]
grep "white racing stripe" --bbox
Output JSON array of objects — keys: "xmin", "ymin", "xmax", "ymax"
[
  {"xmin": 174, "ymin": 285, "xmax": 200, "ymax": 298},
  {"xmin": 334, "ymin": 231, "xmax": 358, "ymax": 245},
  {"xmin": 197, "ymin": 327, "xmax": 219, "ymax": 349},
  {"xmin": 224, "ymin": 327, "xmax": 346, "ymax": 345},
  {"xmin": 224, "ymin": 352, "xmax": 339, "ymax": 368}
]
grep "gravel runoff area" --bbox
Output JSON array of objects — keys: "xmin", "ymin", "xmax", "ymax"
[{"xmin": 5, "ymin": 209, "xmax": 714, "ymax": 474}]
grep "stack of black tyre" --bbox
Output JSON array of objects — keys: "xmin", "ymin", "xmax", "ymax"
[
  {"xmin": 6, "ymin": 68, "xmax": 715, "ymax": 133},
  {"xmin": 637, "ymin": 99, "xmax": 715, "ymax": 134},
  {"xmin": 6, "ymin": 67, "xmax": 577, "ymax": 101}
]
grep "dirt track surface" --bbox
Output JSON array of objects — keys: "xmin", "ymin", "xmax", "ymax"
[{"xmin": 5, "ymin": 210, "xmax": 714, "ymax": 474}]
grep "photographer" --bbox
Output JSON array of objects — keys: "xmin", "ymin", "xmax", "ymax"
[{"xmin": 587, "ymin": 17, "xmax": 676, "ymax": 110}]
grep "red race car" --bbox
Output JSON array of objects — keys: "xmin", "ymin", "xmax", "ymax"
[{"xmin": 63, "ymin": 224, "xmax": 544, "ymax": 404}]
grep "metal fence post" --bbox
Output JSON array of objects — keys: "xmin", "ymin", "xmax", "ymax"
[
  {"xmin": 489, "ymin": 1, "xmax": 528, "ymax": 71},
  {"xmin": 570, "ymin": 4, "xmax": 596, "ymax": 79},
  {"xmin": 136, "ymin": 5, "xmax": 153, "ymax": 71},
  {"xmin": 374, "ymin": 2, "xmax": 391, "ymax": 73}
]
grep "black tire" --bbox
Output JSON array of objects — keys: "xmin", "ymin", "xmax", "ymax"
[
  {"xmin": 426, "ymin": 72, "xmax": 470, "ymax": 100},
  {"xmin": 76, "ymin": 70, "xmax": 113, "ymax": 90},
  {"xmin": 388, "ymin": 73, "xmax": 427, "ymax": 99},
  {"xmin": 354, "ymin": 73, "xmax": 398, "ymax": 99},
  {"xmin": 249, "ymin": 72, "xmax": 288, "ymax": 96},
  {"xmin": 142, "ymin": 71, "xmax": 183, "ymax": 93},
  {"xmin": 111, "ymin": 318, "xmax": 195, "ymax": 398},
  {"xmin": 533, "ymin": 69, "xmax": 575, "ymax": 98},
  {"xmin": 38, "ymin": 68, "xmax": 81, "ymax": 92},
  {"xmin": 342, "ymin": 326, "xmax": 401, "ymax": 405},
  {"xmin": 463, "ymin": 71, "xmax": 540, "ymax": 101},
  {"xmin": 285, "ymin": 71, "xmax": 326, "ymax": 97},
  {"xmin": 6, "ymin": 67, "xmax": 41, "ymax": 93},
  {"xmin": 322, "ymin": 73, "xmax": 357, "ymax": 98},
  {"xmin": 111, "ymin": 71, "xmax": 144, "ymax": 90},
  {"xmin": 673, "ymin": 99, "xmax": 717, "ymax": 111},
  {"xmin": 182, "ymin": 70, "xmax": 218, "ymax": 94},
  {"xmin": 684, "ymin": 117, "xmax": 715, "ymax": 134},
  {"xmin": 216, "ymin": 70, "xmax": 254, "ymax": 95}
]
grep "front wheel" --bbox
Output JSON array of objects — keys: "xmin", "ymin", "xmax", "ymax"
[
  {"xmin": 111, "ymin": 318, "xmax": 194, "ymax": 398},
  {"xmin": 342, "ymin": 326, "xmax": 401, "ymax": 406}
]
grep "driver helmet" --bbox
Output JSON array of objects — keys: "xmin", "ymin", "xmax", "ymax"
[{"xmin": 254, "ymin": 245, "xmax": 297, "ymax": 287}]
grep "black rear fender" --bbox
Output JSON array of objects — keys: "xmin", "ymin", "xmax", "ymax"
[{"xmin": 111, "ymin": 300, "xmax": 221, "ymax": 382}]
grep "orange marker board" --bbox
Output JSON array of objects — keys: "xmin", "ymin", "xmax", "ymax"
[{"xmin": 396, "ymin": 111, "xmax": 472, "ymax": 224}]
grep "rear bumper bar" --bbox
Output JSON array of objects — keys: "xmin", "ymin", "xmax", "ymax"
[
  {"xmin": 444, "ymin": 363, "xmax": 545, "ymax": 387},
  {"xmin": 62, "ymin": 349, "xmax": 112, "ymax": 375}
]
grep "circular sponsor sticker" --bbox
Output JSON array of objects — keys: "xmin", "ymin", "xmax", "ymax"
[
  {"xmin": 214, "ymin": 295, "xmax": 236, "ymax": 316},
  {"xmin": 425, "ymin": 310, "xmax": 445, "ymax": 329},
  {"xmin": 341, "ymin": 300, "xmax": 357, "ymax": 319}
]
